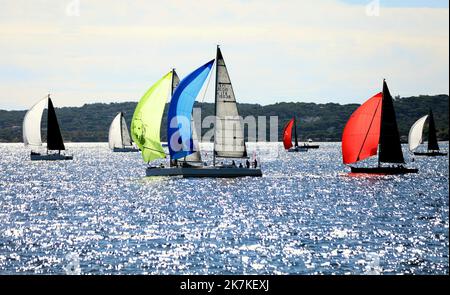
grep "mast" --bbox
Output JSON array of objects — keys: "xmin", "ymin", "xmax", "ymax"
[
  {"xmin": 171, "ymin": 68, "xmax": 175, "ymax": 96},
  {"xmin": 294, "ymin": 116, "xmax": 299, "ymax": 147},
  {"xmin": 47, "ymin": 94, "xmax": 50, "ymax": 154},
  {"xmin": 378, "ymin": 79, "xmax": 405, "ymax": 165},
  {"xmin": 171, "ymin": 68, "xmax": 178, "ymax": 165},
  {"xmin": 213, "ymin": 45, "xmax": 219, "ymax": 166},
  {"xmin": 119, "ymin": 112, "xmax": 124, "ymax": 147},
  {"xmin": 427, "ymin": 109, "xmax": 439, "ymax": 151}
]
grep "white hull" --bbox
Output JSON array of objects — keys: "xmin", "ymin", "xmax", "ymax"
[
  {"xmin": 112, "ymin": 147, "xmax": 139, "ymax": 153},
  {"xmin": 30, "ymin": 153, "xmax": 73, "ymax": 161},
  {"xmin": 146, "ymin": 166, "xmax": 262, "ymax": 178}
]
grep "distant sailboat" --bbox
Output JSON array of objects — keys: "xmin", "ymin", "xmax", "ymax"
[
  {"xmin": 146, "ymin": 46, "xmax": 262, "ymax": 178},
  {"xmin": 23, "ymin": 94, "xmax": 73, "ymax": 161},
  {"xmin": 283, "ymin": 117, "xmax": 307, "ymax": 152},
  {"xmin": 408, "ymin": 109, "xmax": 447, "ymax": 156},
  {"xmin": 282, "ymin": 116, "xmax": 319, "ymax": 152},
  {"xmin": 108, "ymin": 112, "xmax": 138, "ymax": 152},
  {"xmin": 306, "ymin": 138, "xmax": 320, "ymax": 149},
  {"xmin": 341, "ymin": 80, "xmax": 418, "ymax": 174}
]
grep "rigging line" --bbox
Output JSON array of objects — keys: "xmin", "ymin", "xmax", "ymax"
[
  {"xmin": 200, "ymin": 60, "xmax": 215, "ymax": 105},
  {"xmin": 356, "ymin": 97, "xmax": 382, "ymax": 162},
  {"xmin": 142, "ymin": 146, "xmax": 168, "ymax": 156},
  {"xmin": 196, "ymin": 60, "xmax": 215, "ymax": 146}
]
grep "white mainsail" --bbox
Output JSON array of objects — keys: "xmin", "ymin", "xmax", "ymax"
[
  {"xmin": 109, "ymin": 113, "xmax": 123, "ymax": 149},
  {"xmin": 184, "ymin": 119, "xmax": 202, "ymax": 162},
  {"xmin": 408, "ymin": 115, "xmax": 428, "ymax": 151},
  {"xmin": 120, "ymin": 115, "xmax": 132, "ymax": 147},
  {"xmin": 109, "ymin": 113, "xmax": 133, "ymax": 149},
  {"xmin": 214, "ymin": 47, "xmax": 247, "ymax": 158},
  {"xmin": 23, "ymin": 97, "xmax": 47, "ymax": 147}
]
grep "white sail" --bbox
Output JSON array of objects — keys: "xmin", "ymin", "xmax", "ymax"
[
  {"xmin": 23, "ymin": 97, "xmax": 47, "ymax": 147},
  {"xmin": 408, "ymin": 115, "xmax": 428, "ymax": 151},
  {"xmin": 185, "ymin": 119, "xmax": 202, "ymax": 162},
  {"xmin": 120, "ymin": 115, "xmax": 132, "ymax": 147},
  {"xmin": 214, "ymin": 48, "xmax": 247, "ymax": 158},
  {"xmin": 109, "ymin": 113, "xmax": 124, "ymax": 149}
]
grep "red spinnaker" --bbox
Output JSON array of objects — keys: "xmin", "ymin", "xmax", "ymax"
[
  {"xmin": 342, "ymin": 93, "xmax": 383, "ymax": 164},
  {"xmin": 283, "ymin": 118, "xmax": 295, "ymax": 150}
]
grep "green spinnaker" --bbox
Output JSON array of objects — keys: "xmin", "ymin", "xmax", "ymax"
[{"xmin": 131, "ymin": 71, "xmax": 173, "ymax": 162}]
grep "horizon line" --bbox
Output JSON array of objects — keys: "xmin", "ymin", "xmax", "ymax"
[{"xmin": 1, "ymin": 93, "xmax": 449, "ymax": 112}]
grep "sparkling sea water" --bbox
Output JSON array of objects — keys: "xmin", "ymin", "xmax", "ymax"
[{"xmin": 0, "ymin": 142, "xmax": 448, "ymax": 275}]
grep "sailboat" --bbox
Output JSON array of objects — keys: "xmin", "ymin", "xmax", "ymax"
[
  {"xmin": 341, "ymin": 80, "xmax": 418, "ymax": 174},
  {"xmin": 408, "ymin": 109, "xmax": 447, "ymax": 156},
  {"xmin": 23, "ymin": 94, "xmax": 73, "ymax": 161},
  {"xmin": 305, "ymin": 138, "xmax": 320, "ymax": 149},
  {"xmin": 108, "ymin": 112, "xmax": 138, "ymax": 152},
  {"xmin": 282, "ymin": 116, "xmax": 320, "ymax": 152},
  {"xmin": 146, "ymin": 46, "xmax": 262, "ymax": 178},
  {"xmin": 283, "ymin": 117, "xmax": 307, "ymax": 152}
]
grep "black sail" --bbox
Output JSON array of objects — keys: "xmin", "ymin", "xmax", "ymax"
[
  {"xmin": 378, "ymin": 80, "xmax": 405, "ymax": 164},
  {"xmin": 171, "ymin": 69, "xmax": 180, "ymax": 96},
  {"xmin": 294, "ymin": 116, "xmax": 299, "ymax": 147},
  {"xmin": 47, "ymin": 98, "xmax": 66, "ymax": 151},
  {"xmin": 427, "ymin": 109, "xmax": 439, "ymax": 151}
]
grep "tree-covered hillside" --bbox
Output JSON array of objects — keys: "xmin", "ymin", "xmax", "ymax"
[{"xmin": 0, "ymin": 95, "xmax": 448, "ymax": 143}]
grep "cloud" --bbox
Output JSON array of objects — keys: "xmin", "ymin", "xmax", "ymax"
[{"xmin": 0, "ymin": 0, "xmax": 448, "ymax": 109}]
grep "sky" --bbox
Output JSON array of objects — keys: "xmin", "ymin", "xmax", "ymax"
[{"xmin": 0, "ymin": 0, "xmax": 448, "ymax": 110}]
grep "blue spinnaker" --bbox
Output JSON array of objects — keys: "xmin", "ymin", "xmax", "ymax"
[{"xmin": 168, "ymin": 59, "xmax": 214, "ymax": 160}]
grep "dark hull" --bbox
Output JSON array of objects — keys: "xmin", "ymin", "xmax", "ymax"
[
  {"xmin": 350, "ymin": 166, "xmax": 418, "ymax": 175},
  {"xmin": 287, "ymin": 147, "xmax": 308, "ymax": 152},
  {"xmin": 113, "ymin": 147, "xmax": 139, "ymax": 153},
  {"xmin": 413, "ymin": 151, "xmax": 447, "ymax": 156},
  {"xmin": 30, "ymin": 153, "xmax": 73, "ymax": 161},
  {"xmin": 304, "ymin": 145, "xmax": 320, "ymax": 149},
  {"xmin": 146, "ymin": 166, "xmax": 262, "ymax": 178}
]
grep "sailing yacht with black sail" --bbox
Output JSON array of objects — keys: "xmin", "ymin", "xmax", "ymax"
[
  {"xmin": 282, "ymin": 116, "xmax": 320, "ymax": 152},
  {"xmin": 23, "ymin": 94, "xmax": 73, "ymax": 161},
  {"xmin": 408, "ymin": 109, "xmax": 447, "ymax": 156},
  {"xmin": 341, "ymin": 80, "xmax": 417, "ymax": 174},
  {"xmin": 283, "ymin": 117, "xmax": 307, "ymax": 152},
  {"xmin": 108, "ymin": 112, "xmax": 138, "ymax": 152}
]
